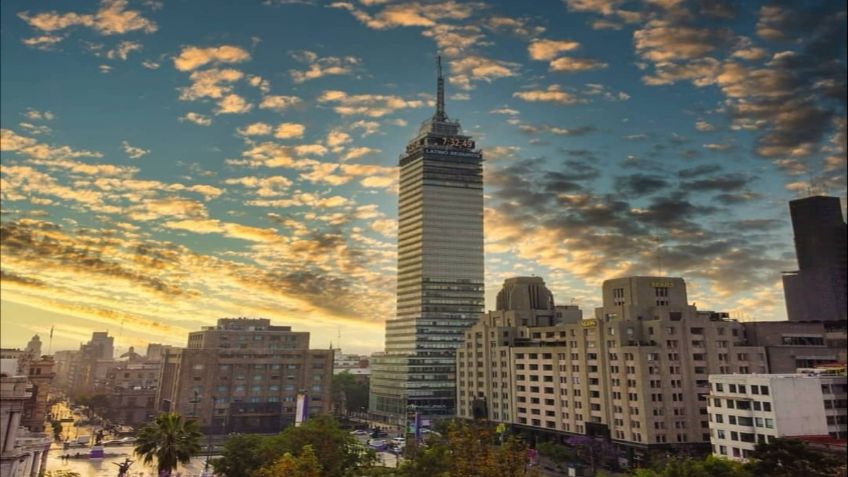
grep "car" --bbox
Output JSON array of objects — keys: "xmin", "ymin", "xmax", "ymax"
[
  {"xmin": 371, "ymin": 430, "xmax": 388, "ymax": 438},
  {"xmin": 350, "ymin": 429, "xmax": 369, "ymax": 436},
  {"xmin": 368, "ymin": 439, "xmax": 387, "ymax": 451},
  {"xmin": 391, "ymin": 437, "xmax": 405, "ymax": 445}
]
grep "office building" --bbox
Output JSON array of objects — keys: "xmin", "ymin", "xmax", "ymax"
[
  {"xmin": 101, "ymin": 345, "xmax": 164, "ymax": 426},
  {"xmin": 782, "ymin": 195, "xmax": 847, "ymax": 322},
  {"xmin": 707, "ymin": 368, "xmax": 847, "ymax": 461},
  {"xmin": 156, "ymin": 318, "xmax": 333, "ymax": 433},
  {"xmin": 742, "ymin": 320, "xmax": 847, "ymax": 373},
  {"xmin": 457, "ymin": 276, "xmax": 769, "ymax": 462},
  {"xmin": 370, "ymin": 57, "xmax": 484, "ymax": 422}
]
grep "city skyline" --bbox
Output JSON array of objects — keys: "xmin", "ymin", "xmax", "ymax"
[{"xmin": 1, "ymin": 0, "xmax": 846, "ymax": 355}]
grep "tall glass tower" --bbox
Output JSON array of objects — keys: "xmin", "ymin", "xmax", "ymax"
[{"xmin": 369, "ymin": 57, "xmax": 484, "ymax": 422}]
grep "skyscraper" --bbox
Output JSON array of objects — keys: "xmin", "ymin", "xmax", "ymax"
[
  {"xmin": 369, "ymin": 57, "xmax": 484, "ymax": 422},
  {"xmin": 782, "ymin": 195, "xmax": 847, "ymax": 322}
]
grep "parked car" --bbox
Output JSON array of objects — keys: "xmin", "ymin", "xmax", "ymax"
[{"xmin": 368, "ymin": 439, "xmax": 387, "ymax": 451}]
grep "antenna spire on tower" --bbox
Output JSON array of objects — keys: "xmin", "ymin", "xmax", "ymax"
[{"xmin": 435, "ymin": 54, "xmax": 447, "ymax": 121}]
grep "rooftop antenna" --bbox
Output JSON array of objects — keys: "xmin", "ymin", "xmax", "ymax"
[
  {"xmin": 435, "ymin": 55, "xmax": 447, "ymax": 121},
  {"xmin": 654, "ymin": 234, "xmax": 663, "ymax": 276},
  {"xmin": 337, "ymin": 326, "xmax": 342, "ymax": 351},
  {"xmin": 48, "ymin": 325, "xmax": 54, "ymax": 355}
]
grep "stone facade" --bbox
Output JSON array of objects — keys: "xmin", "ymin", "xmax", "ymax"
[
  {"xmin": 457, "ymin": 276, "xmax": 768, "ymax": 461},
  {"xmin": 157, "ymin": 318, "xmax": 333, "ymax": 434}
]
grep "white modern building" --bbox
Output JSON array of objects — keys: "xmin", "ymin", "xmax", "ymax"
[{"xmin": 707, "ymin": 370, "xmax": 848, "ymax": 460}]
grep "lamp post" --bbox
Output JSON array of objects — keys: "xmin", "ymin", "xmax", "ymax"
[{"xmin": 202, "ymin": 395, "xmax": 217, "ymax": 477}]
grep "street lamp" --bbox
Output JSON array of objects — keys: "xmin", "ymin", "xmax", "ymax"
[{"xmin": 202, "ymin": 395, "xmax": 217, "ymax": 476}]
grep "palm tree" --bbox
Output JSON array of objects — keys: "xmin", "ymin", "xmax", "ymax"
[{"xmin": 134, "ymin": 412, "xmax": 203, "ymax": 477}]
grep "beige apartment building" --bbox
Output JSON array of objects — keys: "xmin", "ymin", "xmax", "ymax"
[
  {"xmin": 157, "ymin": 318, "xmax": 333, "ymax": 433},
  {"xmin": 457, "ymin": 276, "xmax": 768, "ymax": 460}
]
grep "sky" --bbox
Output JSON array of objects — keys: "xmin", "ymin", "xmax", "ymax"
[{"xmin": 1, "ymin": 0, "xmax": 845, "ymax": 356}]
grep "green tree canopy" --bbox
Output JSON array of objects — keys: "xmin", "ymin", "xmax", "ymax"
[
  {"xmin": 744, "ymin": 438, "xmax": 844, "ymax": 477},
  {"xmin": 211, "ymin": 433, "xmax": 266, "ymax": 477},
  {"xmin": 332, "ymin": 371, "xmax": 369, "ymax": 415},
  {"xmin": 134, "ymin": 412, "xmax": 202, "ymax": 477},
  {"xmin": 398, "ymin": 420, "xmax": 539, "ymax": 477},
  {"xmin": 632, "ymin": 455, "xmax": 752, "ymax": 477},
  {"xmin": 254, "ymin": 444, "xmax": 322, "ymax": 477},
  {"xmin": 213, "ymin": 414, "xmax": 374, "ymax": 477}
]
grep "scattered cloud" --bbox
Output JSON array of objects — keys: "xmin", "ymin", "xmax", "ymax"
[
  {"xmin": 121, "ymin": 141, "xmax": 150, "ymax": 159},
  {"xmin": 274, "ymin": 123, "xmax": 306, "ymax": 139},
  {"xmin": 180, "ymin": 112, "xmax": 212, "ymax": 126},
  {"xmin": 513, "ymin": 85, "xmax": 584, "ymax": 105},
  {"xmin": 173, "ymin": 45, "xmax": 251, "ymax": 72},
  {"xmin": 289, "ymin": 50, "xmax": 361, "ymax": 83},
  {"xmin": 259, "ymin": 95, "xmax": 302, "ymax": 111}
]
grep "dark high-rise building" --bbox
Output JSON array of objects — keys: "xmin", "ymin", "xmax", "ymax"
[
  {"xmin": 782, "ymin": 195, "xmax": 847, "ymax": 322},
  {"xmin": 369, "ymin": 57, "xmax": 484, "ymax": 423}
]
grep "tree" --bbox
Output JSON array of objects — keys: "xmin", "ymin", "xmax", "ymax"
[
  {"xmin": 212, "ymin": 415, "xmax": 375, "ymax": 477},
  {"xmin": 76, "ymin": 393, "xmax": 110, "ymax": 420},
  {"xmin": 332, "ymin": 371, "xmax": 369, "ymax": 415},
  {"xmin": 744, "ymin": 438, "xmax": 844, "ymax": 477},
  {"xmin": 211, "ymin": 434, "xmax": 266, "ymax": 477},
  {"xmin": 51, "ymin": 420, "xmax": 63, "ymax": 440},
  {"xmin": 565, "ymin": 435, "xmax": 621, "ymax": 474},
  {"xmin": 134, "ymin": 412, "xmax": 202, "ymax": 477},
  {"xmin": 254, "ymin": 444, "xmax": 322, "ymax": 477},
  {"xmin": 632, "ymin": 454, "xmax": 752, "ymax": 477},
  {"xmin": 397, "ymin": 420, "xmax": 540, "ymax": 477},
  {"xmin": 262, "ymin": 414, "xmax": 374, "ymax": 477},
  {"xmin": 537, "ymin": 441, "xmax": 577, "ymax": 472}
]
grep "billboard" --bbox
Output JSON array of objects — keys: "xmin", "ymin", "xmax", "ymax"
[{"xmin": 295, "ymin": 393, "xmax": 309, "ymax": 427}]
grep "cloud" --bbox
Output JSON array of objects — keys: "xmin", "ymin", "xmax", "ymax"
[
  {"xmin": 259, "ymin": 95, "xmax": 302, "ymax": 111},
  {"xmin": 216, "ymin": 94, "xmax": 253, "ymax": 115},
  {"xmin": 449, "ymin": 56, "xmax": 519, "ymax": 89},
  {"xmin": 224, "ymin": 176, "xmax": 293, "ymax": 197},
  {"xmin": 163, "ymin": 219, "xmax": 281, "ymax": 243},
  {"xmin": 237, "ymin": 122, "xmax": 273, "ymax": 136},
  {"xmin": 289, "ymin": 50, "xmax": 361, "ymax": 83},
  {"xmin": 121, "ymin": 141, "xmax": 150, "ymax": 159},
  {"xmin": 518, "ymin": 123, "xmax": 597, "ymax": 137},
  {"xmin": 482, "ymin": 15, "xmax": 545, "ymax": 38},
  {"xmin": 549, "ymin": 56, "xmax": 608, "ymax": 73},
  {"xmin": 247, "ymin": 75, "xmax": 271, "ymax": 93},
  {"xmin": 695, "ymin": 120, "xmax": 715, "ymax": 131},
  {"xmin": 634, "ymin": 20, "xmax": 732, "ymax": 62},
  {"xmin": 22, "ymin": 35, "xmax": 65, "ymax": 50},
  {"xmin": 274, "ymin": 123, "xmax": 306, "ymax": 139},
  {"xmin": 23, "ymin": 110, "xmax": 55, "ymax": 122},
  {"xmin": 349, "ymin": 120, "xmax": 381, "ymax": 136},
  {"xmin": 317, "ymin": 90, "xmax": 426, "ymax": 117},
  {"xmin": 342, "ymin": 147, "xmax": 380, "ymax": 161},
  {"xmin": 18, "ymin": 0, "xmax": 158, "ymax": 37},
  {"xmin": 179, "ymin": 68, "xmax": 244, "ymax": 101},
  {"xmin": 326, "ymin": 130, "xmax": 352, "ymax": 150},
  {"xmin": 513, "ymin": 85, "xmax": 584, "ymax": 105},
  {"xmin": 331, "ymin": 1, "xmax": 479, "ymax": 30},
  {"xmin": 528, "ymin": 39, "xmax": 581, "ymax": 61},
  {"xmin": 180, "ymin": 112, "xmax": 212, "ymax": 126},
  {"xmin": 127, "ymin": 197, "xmax": 208, "ymax": 221},
  {"xmin": 105, "ymin": 40, "xmax": 142, "ymax": 60},
  {"xmin": 173, "ymin": 45, "xmax": 251, "ymax": 72}
]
